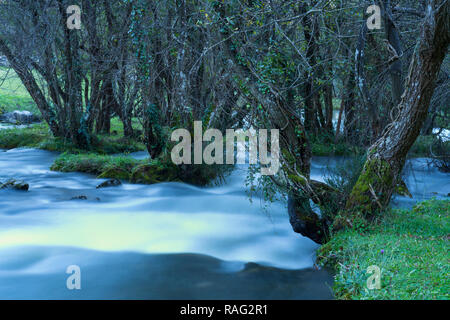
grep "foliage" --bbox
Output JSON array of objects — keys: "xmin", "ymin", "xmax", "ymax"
[
  {"xmin": 0, "ymin": 67, "xmax": 38, "ymax": 114},
  {"xmin": 0, "ymin": 122, "xmax": 145, "ymax": 154},
  {"xmin": 51, "ymin": 153, "xmax": 141, "ymax": 177},
  {"xmin": 318, "ymin": 199, "xmax": 450, "ymax": 300},
  {"xmin": 50, "ymin": 151, "xmax": 228, "ymax": 187},
  {"xmin": 409, "ymin": 135, "xmax": 442, "ymax": 157},
  {"xmin": 310, "ymin": 134, "xmax": 363, "ymax": 156},
  {"xmin": 0, "ymin": 123, "xmax": 52, "ymax": 150}
]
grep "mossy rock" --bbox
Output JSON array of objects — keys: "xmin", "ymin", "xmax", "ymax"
[
  {"xmin": 130, "ymin": 163, "xmax": 179, "ymax": 184},
  {"xmin": 71, "ymin": 195, "xmax": 88, "ymax": 200},
  {"xmin": 96, "ymin": 178, "xmax": 122, "ymax": 189},
  {"xmin": 97, "ymin": 166, "xmax": 130, "ymax": 180},
  {"xmin": 0, "ymin": 179, "xmax": 29, "ymax": 191}
]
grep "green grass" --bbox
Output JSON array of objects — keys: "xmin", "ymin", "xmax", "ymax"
[
  {"xmin": 318, "ymin": 199, "xmax": 450, "ymax": 300},
  {"xmin": 51, "ymin": 153, "xmax": 143, "ymax": 177},
  {"xmin": 0, "ymin": 123, "xmax": 53, "ymax": 149},
  {"xmin": 0, "ymin": 67, "xmax": 38, "ymax": 114},
  {"xmin": 49, "ymin": 151, "xmax": 227, "ymax": 186},
  {"xmin": 0, "ymin": 121, "xmax": 145, "ymax": 154},
  {"xmin": 0, "ymin": 67, "xmax": 225, "ymax": 186},
  {"xmin": 50, "ymin": 152, "xmax": 186, "ymax": 185}
]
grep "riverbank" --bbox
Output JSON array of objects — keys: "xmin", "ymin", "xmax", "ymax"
[
  {"xmin": 0, "ymin": 122, "xmax": 228, "ymax": 186},
  {"xmin": 317, "ymin": 199, "xmax": 449, "ymax": 300},
  {"xmin": 0, "ymin": 121, "xmax": 145, "ymax": 154},
  {"xmin": 0, "ymin": 122, "xmax": 355, "ymax": 186},
  {"xmin": 1, "ymin": 120, "xmax": 443, "ymax": 157}
]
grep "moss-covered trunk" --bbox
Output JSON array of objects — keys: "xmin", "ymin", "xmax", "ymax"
[{"xmin": 345, "ymin": 0, "xmax": 449, "ymax": 219}]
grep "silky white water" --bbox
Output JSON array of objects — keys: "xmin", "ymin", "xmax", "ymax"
[{"xmin": 0, "ymin": 148, "xmax": 447, "ymax": 299}]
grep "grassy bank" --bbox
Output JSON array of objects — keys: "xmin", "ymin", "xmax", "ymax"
[
  {"xmin": 50, "ymin": 152, "xmax": 227, "ymax": 186},
  {"xmin": 0, "ymin": 121, "xmax": 145, "ymax": 154},
  {"xmin": 50, "ymin": 153, "xmax": 179, "ymax": 184},
  {"xmin": 318, "ymin": 199, "xmax": 450, "ymax": 300},
  {"xmin": 0, "ymin": 121, "xmax": 226, "ymax": 186}
]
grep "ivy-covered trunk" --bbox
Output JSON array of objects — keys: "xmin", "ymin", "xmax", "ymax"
[{"xmin": 345, "ymin": 0, "xmax": 449, "ymax": 218}]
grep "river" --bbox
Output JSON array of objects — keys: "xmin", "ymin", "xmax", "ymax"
[{"xmin": 0, "ymin": 147, "xmax": 448, "ymax": 299}]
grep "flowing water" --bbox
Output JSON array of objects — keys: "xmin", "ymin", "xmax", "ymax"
[{"xmin": 0, "ymin": 148, "xmax": 448, "ymax": 299}]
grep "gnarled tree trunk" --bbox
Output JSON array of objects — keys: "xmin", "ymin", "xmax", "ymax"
[{"xmin": 345, "ymin": 0, "xmax": 449, "ymax": 217}]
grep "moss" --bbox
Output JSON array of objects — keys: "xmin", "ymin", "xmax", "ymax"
[
  {"xmin": 130, "ymin": 162, "xmax": 179, "ymax": 184},
  {"xmin": 282, "ymin": 148, "xmax": 296, "ymax": 167},
  {"xmin": 97, "ymin": 166, "xmax": 131, "ymax": 180},
  {"xmin": 0, "ymin": 179, "xmax": 29, "ymax": 191},
  {"xmin": 288, "ymin": 174, "xmax": 307, "ymax": 185},
  {"xmin": 51, "ymin": 153, "xmax": 140, "ymax": 176},
  {"xmin": 318, "ymin": 199, "xmax": 450, "ymax": 300},
  {"xmin": 395, "ymin": 180, "xmax": 412, "ymax": 198},
  {"xmin": 50, "ymin": 153, "xmax": 189, "ymax": 185},
  {"xmin": 346, "ymin": 157, "xmax": 394, "ymax": 217},
  {"xmin": 92, "ymin": 135, "xmax": 145, "ymax": 154},
  {"xmin": 48, "ymin": 150, "xmax": 225, "ymax": 186}
]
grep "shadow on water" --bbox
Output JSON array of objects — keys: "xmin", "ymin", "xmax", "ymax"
[{"xmin": 0, "ymin": 246, "xmax": 334, "ymax": 300}]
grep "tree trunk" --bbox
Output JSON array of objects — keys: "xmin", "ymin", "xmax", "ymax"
[
  {"xmin": 343, "ymin": 69, "xmax": 357, "ymax": 142},
  {"xmin": 355, "ymin": 22, "xmax": 379, "ymax": 143},
  {"xmin": 0, "ymin": 39, "xmax": 60, "ymax": 136},
  {"xmin": 381, "ymin": 0, "xmax": 405, "ymax": 106},
  {"xmin": 301, "ymin": 4, "xmax": 320, "ymax": 135},
  {"xmin": 345, "ymin": 0, "xmax": 449, "ymax": 217},
  {"xmin": 323, "ymin": 84, "xmax": 334, "ymax": 134}
]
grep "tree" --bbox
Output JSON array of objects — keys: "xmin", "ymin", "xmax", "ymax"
[{"xmin": 345, "ymin": 0, "xmax": 449, "ymax": 219}]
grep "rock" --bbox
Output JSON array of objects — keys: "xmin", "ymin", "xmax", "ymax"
[
  {"xmin": 0, "ymin": 110, "xmax": 40, "ymax": 124},
  {"xmin": 130, "ymin": 164, "xmax": 179, "ymax": 184},
  {"xmin": 71, "ymin": 195, "xmax": 88, "ymax": 200},
  {"xmin": 96, "ymin": 178, "xmax": 122, "ymax": 189},
  {"xmin": 0, "ymin": 179, "xmax": 29, "ymax": 191}
]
